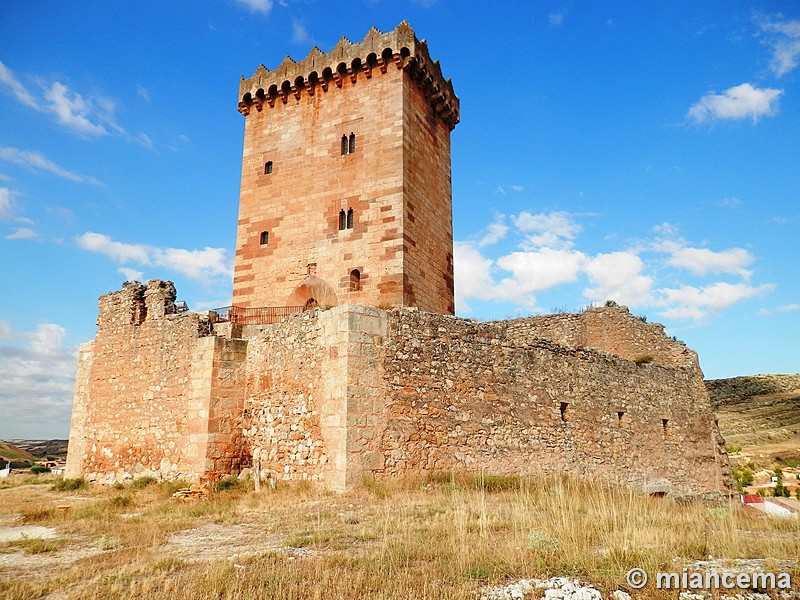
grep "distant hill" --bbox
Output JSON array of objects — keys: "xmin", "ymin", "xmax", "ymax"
[
  {"xmin": 9, "ymin": 439, "xmax": 69, "ymax": 460},
  {"xmin": 0, "ymin": 440, "xmax": 40, "ymax": 467},
  {"xmin": 707, "ymin": 374, "xmax": 800, "ymax": 467}
]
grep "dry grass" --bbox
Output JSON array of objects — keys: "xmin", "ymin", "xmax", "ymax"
[{"xmin": 0, "ymin": 474, "xmax": 797, "ymax": 599}]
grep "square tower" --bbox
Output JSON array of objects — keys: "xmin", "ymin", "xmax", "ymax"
[{"xmin": 233, "ymin": 22, "xmax": 459, "ymax": 314}]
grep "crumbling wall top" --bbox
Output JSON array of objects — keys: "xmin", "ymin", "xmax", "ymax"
[{"xmin": 238, "ymin": 21, "xmax": 459, "ymax": 130}]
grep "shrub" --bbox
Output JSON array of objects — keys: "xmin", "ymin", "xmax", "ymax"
[
  {"xmin": 732, "ymin": 466, "xmax": 754, "ymax": 491},
  {"xmin": 30, "ymin": 464, "xmax": 51, "ymax": 474},
  {"xmin": 109, "ymin": 494, "xmax": 134, "ymax": 508},
  {"xmin": 214, "ymin": 476, "xmax": 246, "ymax": 492},
  {"xmin": 772, "ymin": 483, "xmax": 791, "ymax": 498},
  {"xmin": 131, "ymin": 476, "xmax": 157, "ymax": 489},
  {"xmin": 633, "ymin": 355, "xmax": 654, "ymax": 365},
  {"xmin": 725, "ymin": 444, "xmax": 742, "ymax": 454},
  {"xmin": 52, "ymin": 477, "xmax": 87, "ymax": 492}
]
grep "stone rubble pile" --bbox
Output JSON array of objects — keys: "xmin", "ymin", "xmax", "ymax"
[{"xmin": 480, "ymin": 577, "xmax": 630, "ymax": 600}]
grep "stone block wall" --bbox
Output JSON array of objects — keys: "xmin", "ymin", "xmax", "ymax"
[
  {"xmin": 242, "ymin": 305, "xmax": 388, "ymax": 490},
  {"xmin": 232, "ymin": 23, "xmax": 457, "ymax": 316},
  {"xmin": 66, "ymin": 281, "xmax": 249, "ymax": 483},
  {"xmin": 68, "ymin": 282, "xmax": 730, "ymax": 497},
  {"xmin": 379, "ymin": 310, "xmax": 730, "ymax": 497}
]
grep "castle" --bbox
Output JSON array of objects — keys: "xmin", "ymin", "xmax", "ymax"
[{"xmin": 65, "ymin": 23, "xmax": 731, "ymax": 497}]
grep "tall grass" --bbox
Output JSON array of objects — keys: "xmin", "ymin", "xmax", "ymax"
[{"xmin": 0, "ymin": 473, "xmax": 797, "ymax": 600}]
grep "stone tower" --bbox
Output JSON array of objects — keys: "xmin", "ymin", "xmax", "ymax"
[{"xmin": 232, "ymin": 22, "xmax": 459, "ymax": 314}]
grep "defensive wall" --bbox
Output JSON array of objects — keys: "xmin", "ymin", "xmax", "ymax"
[{"xmin": 66, "ymin": 281, "xmax": 731, "ymax": 498}]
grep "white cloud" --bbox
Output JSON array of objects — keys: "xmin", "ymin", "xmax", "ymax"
[
  {"xmin": 1, "ymin": 61, "xmax": 127, "ymax": 138},
  {"xmin": 688, "ymin": 83, "xmax": 782, "ymax": 123},
  {"xmin": 477, "ymin": 217, "xmax": 509, "ymax": 248},
  {"xmin": 291, "ymin": 21, "xmax": 314, "ymax": 46},
  {"xmin": 497, "ymin": 248, "xmax": 585, "ymax": 298},
  {"xmin": 137, "ymin": 85, "xmax": 151, "ymax": 102},
  {"xmin": 549, "ymin": 12, "xmax": 565, "ymax": 26},
  {"xmin": 666, "ymin": 246, "xmax": 754, "ymax": 278},
  {"xmin": 777, "ymin": 303, "xmax": 800, "ymax": 313},
  {"xmin": 453, "ymin": 240, "xmax": 496, "ymax": 312},
  {"xmin": 512, "ymin": 211, "xmax": 581, "ymax": 249},
  {"xmin": 0, "ymin": 322, "xmax": 77, "ymax": 439},
  {"xmin": 76, "ymin": 231, "xmax": 233, "ymax": 284},
  {"xmin": 0, "ymin": 187, "xmax": 13, "ymax": 219},
  {"xmin": 583, "ymin": 252, "xmax": 653, "ymax": 307},
  {"xmin": 0, "ymin": 59, "xmax": 38, "ymax": 109},
  {"xmin": 0, "ymin": 146, "xmax": 102, "ymax": 185},
  {"xmin": 136, "ymin": 132, "xmax": 154, "ymax": 150},
  {"xmin": 658, "ymin": 282, "xmax": 774, "ymax": 321},
  {"xmin": 454, "ymin": 211, "xmax": 772, "ymax": 323},
  {"xmin": 44, "ymin": 81, "xmax": 108, "ymax": 136},
  {"xmin": 756, "ymin": 15, "xmax": 800, "ymax": 77},
  {"xmin": 118, "ymin": 267, "xmax": 144, "ymax": 282},
  {"xmin": 4, "ymin": 227, "xmax": 39, "ymax": 240},
  {"xmin": 234, "ymin": 0, "xmax": 273, "ymax": 14}
]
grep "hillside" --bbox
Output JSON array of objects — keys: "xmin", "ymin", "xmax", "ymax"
[
  {"xmin": 0, "ymin": 441, "xmax": 39, "ymax": 467},
  {"xmin": 707, "ymin": 374, "xmax": 800, "ymax": 466}
]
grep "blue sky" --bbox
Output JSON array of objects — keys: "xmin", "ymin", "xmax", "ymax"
[{"xmin": 1, "ymin": 1, "xmax": 798, "ymax": 439}]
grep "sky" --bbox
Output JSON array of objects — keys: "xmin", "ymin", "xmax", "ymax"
[{"xmin": 1, "ymin": 1, "xmax": 798, "ymax": 439}]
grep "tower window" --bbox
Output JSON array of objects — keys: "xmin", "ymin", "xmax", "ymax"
[
  {"xmin": 560, "ymin": 402, "xmax": 569, "ymax": 422},
  {"xmin": 349, "ymin": 269, "xmax": 361, "ymax": 291},
  {"xmin": 341, "ymin": 133, "xmax": 357, "ymax": 155},
  {"xmin": 259, "ymin": 231, "xmax": 269, "ymax": 245},
  {"xmin": 346, "ymin": 208, "xmax": 354, "ymax": 229},
  {"xmin": 338, "ymin": 209, "xmax": 347, "ymax": 231},
  {"xmin": 264, "ymin": 161, "xmax": 273, "ymax": 174}
]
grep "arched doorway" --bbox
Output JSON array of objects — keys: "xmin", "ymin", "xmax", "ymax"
[{"xmin": 287, "ymin": 275, "xmax": 338, "ymax": 309}]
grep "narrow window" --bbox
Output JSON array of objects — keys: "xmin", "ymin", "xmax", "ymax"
[
  {"xmin": 560, "ymin": 402, "xmax": 569, "ymax": 422},
  {"xmin": 259, "ymin": 231, "xmax": 269, "ymax": 245},
  {"xmin": 662, "ymin": 418, "xmax": 669, "ymax": 432},
  {"xmin": 617, "ymin": 411, "xmax": 625, "ymax": 426},
  {"xmin": 346, "ymin": 208, "xmax": 354, "ymax": 229},
  {"xmin": 349, "ymin": 269, "xmax": 361, "ymax": 291},
  {"xmin": 341, "ymin": 135, "xmax": 348, "ymax": 155},
  {"xmin": 338, "ymin": 209, "xmax": 346, "ymax": 231},
  {"xmin": 348, "ymin": 132, "xmax": 356, "ymax": 154},
  {"xmin": 264, "ymin": 161, "xmax": 273, "ymax": 174}
]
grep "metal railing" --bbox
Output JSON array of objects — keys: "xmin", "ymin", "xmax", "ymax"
[{"xmin": 211, "ymin": 305, "xmax": 305, "ymax": 325}]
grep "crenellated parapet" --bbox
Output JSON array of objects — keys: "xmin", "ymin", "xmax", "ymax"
[{"xmin": 238, "ymin": 21, "xmax": 459, "ymax": 130}]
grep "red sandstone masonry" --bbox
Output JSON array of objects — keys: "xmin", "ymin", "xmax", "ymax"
[
  {"xmin": 232, "ymin": 22, "xmax": 457, "ymax": 315},
  {"xmin": 65, "ymin": 281, "xmax": 248, "ymax": 482}
]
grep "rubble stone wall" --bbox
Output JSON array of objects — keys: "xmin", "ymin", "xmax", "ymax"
[
  {"xmin": 67, "ymin": 283, "xmax": 730, "ymax": 497},
  {"xmin": 378, "ymin": 309, "xmax": 730, "ymax": 498},
  {"xmin": 65, "ymin": 281, "xmax": 249, "ymax": 483}
]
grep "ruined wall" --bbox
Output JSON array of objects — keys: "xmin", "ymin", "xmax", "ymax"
[
  {"xmin": 65, "ymin": 281, "xmax": 249, "ymax": 483},
  {"xmin": 68, "ymin": 283, "xmax": 729, "ymax": 497},
  {"xmin": 505, "ymin": 303, "xmax": 697, "ymax": 368},
  {"xmin": 379, "ymin": 309, "xmax": 730, "ymax": 498}
]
